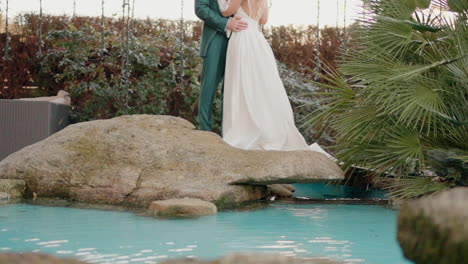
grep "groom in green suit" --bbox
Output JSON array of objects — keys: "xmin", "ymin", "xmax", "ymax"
[{"xmin": 195, "ymin": 0, "xmax": 247, "ymax": 131}]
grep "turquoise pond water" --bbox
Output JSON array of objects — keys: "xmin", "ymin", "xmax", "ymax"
[{"xmin": 0, "ymin": 203, "xmax": 412, "ymax": 264}]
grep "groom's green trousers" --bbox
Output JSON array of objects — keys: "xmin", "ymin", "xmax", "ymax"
[
  {"xmin": 198, "ymin": 36, "xmax": 228, "ymax": 131},
  {"xmin": 195, "ymin": 0, "xmax": 229, "ymax": 131}
]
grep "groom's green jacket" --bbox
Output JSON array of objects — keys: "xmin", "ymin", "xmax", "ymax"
[
  {"xmin": 195, "ymin": 0, "xmax": 230, "ymax": 131},
  {"xmin": 195, "ymin": 0, "xmax": 229, "ymax": 57}
]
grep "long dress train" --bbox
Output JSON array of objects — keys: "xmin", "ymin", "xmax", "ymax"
[{"xmin": 221, "ymin": 0, "xmax": 334, "ymax": 160}]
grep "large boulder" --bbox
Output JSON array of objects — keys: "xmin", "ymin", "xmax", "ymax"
[
  {"xmin": 0, "ymin": 115, "xmax": 343, "ymax": 208},
  {"xmin": 0, "ymin": 253, "xmax": 86, "ymax": 264},
  {"xmin": 397, "ymin": 187, "xmax": 468, "ymax": 264},
  {"xmin": 162, "ymin": 254, "xmax": 340, "ymax": 264}
]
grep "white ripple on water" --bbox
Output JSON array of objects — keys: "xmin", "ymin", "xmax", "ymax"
[
  {"xmin": 276, "ymin": 240, "xmax": 295, "ymax": 244},
  {"xmin": 279, "ymin": 251, "xmax": 296, "ymax": 257},
  {"xmin": 168, "ymin": 248, "xmax": 193, "ymax": 252},
  {"xmin": 78, "ymin": 248, "xmax": 96, "ymax": 251},
  {"xmin": 257, "ymin": 245, "xmax": 297, "ymax": 249},
  {"xmin": 75, "ymin": 252, "xmax": 92, "ymax": 256},
  {"xmin": 24, "ymin": 238, "xmax": 40, "ymax": 242},
  {"xmin": 44, "ymin": 244, "xmax": 61, "ymax": 248},
  {"xmin": 284, "ymin": 208, "xmax": 328, "ymax": 219},
  {"xmin": 37, "ymin": 240, "xmax": 68, "ymax": 245},
  {"xmin": 344, "ymin": 258, "xmax": 366, "ymax": 263},
  {"xmin": 119, "ymin": 245, "xmax": 134, "ymax": 249},
  {"xmin": 130, "ymin": 257, "xmax": 157, "ymax": 262},
  {"xmin": 324, "ymin": 246, "xmax": 339, "ymax": 252},
  {"xmin": 308, "ymin": 237, "xmax": 349, "ymax": 245},
  {"xmin": 114, "ymin": 261, "xmax": 129, "ymax": 264}
]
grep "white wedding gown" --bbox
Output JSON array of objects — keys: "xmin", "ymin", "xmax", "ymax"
[{"xmin": 221, "ymin": 0, "xmax": 334, "ymax": 159}]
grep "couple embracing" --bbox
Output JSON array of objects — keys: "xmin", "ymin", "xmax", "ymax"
[{"xmin": 195, "ymin": 0, "xmax": 331, "ymax": 157}]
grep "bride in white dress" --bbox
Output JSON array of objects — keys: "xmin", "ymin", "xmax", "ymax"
[{"xmin": 219, "ymin": 0, "xmax": 334, "ymax": 159}]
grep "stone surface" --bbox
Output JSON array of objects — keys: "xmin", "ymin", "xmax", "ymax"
[
  {"xmin": 0, "ymin": 253, "xmax": 86, "ymax": 264},
  {"xmin": 0, "ymin": 115, "xmax": 343, "ymax": 208},
  {"xmin": 149, "ymin": 198, "xmax": 217, "ymax": 216},
  {"xmin": 162, "ymin": 254, "xmax": 340, "ymax": 264},
  {"xmin": 269, "ymin": 184, "xmax": 294, "ymax": 197},
  {"xmin": 0, "ymin": 179, "xmax": 26, "ymax": 198},
  {"xmin": 398, "ymin": 187, "xmax": 468, "ymax": 264},
  {"xmin": 281, "ymin": 184, "xmax": 296, "ymax": 192},
  {"xmin": 427, "ymin": 148, "xmax": 468, "ymax": 185}
]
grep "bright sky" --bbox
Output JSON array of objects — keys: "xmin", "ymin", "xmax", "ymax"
[{"xmin": 8, "ymin": 0, "xmax": 364, "ymax": 27}]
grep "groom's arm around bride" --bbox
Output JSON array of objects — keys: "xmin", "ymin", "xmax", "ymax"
[{"xmin": 195, "ymin": 0, "xmax": 247, "ymax": 131}]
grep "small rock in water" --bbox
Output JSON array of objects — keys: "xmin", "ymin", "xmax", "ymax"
[
  {"xmin": 269, "ymin": 184, "xmax": 294, "ymax": 198},
  {"xmin": 162, "ymin": 254, "xmax": 341, "ymax": 264},
  {"xmin": 281, "ymin": 184, "xmax": 296, "ymax": 192},
  {"xmin": 149, "ymin": 198, "xmax": 217, "ymax": 217},
  {"xmin": 0, "ymin": 253, "xmax": 86, "ymax": 264}
]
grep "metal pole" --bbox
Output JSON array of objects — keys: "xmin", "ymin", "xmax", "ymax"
[
  {"xmin": 343, "ymin": 0, "xmax": 348, "ymax": 53},
  {"xmin": 315, "ymin": 0, "xmax": 321, "ymax": 79},
  {"xmin": 336, "ymin": 0, "xmax": 339, "ymax": 30},
  {"xmin": 362, "ymin": 0, "xmax": 367, "ymax": 24},
  {"xmin": 121, "ymin": 0, "xmax": 131, "ymax": 114},
  {"xmin": 3, "ymin": 0, "xmax": 9, "ymax": 61},
  {"xmin": 101, "ymin": 0, "xmax": 105, "ymax": 53},
  {"xmin": 130, "ymin": 0, "xmax": 135, "ymax": 44},
  {"xmin": 38, "ymin": 0, "xmax": 43, "ymax": 56},
  {"xmin": 179, "ymin": 0, "xmax": 184, "ymax": 78},
  {"xmin": 73, "ymin": 0, "xmax": 76, "ymax": 17}
]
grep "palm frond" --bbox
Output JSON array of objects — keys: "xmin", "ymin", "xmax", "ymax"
[{"xmin": 383, "ymin": 177, "xmax": 450, "ymax": 199}]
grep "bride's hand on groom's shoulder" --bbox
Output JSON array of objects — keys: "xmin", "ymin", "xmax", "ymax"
[{"xmin": 227, "ymin": 16, "xmax": 248, "ymax": 32}]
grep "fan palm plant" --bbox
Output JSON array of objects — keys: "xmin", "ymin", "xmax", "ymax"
[{"xmin": 306, "ymin": 0, "xmax": 467, "ymax": 198}]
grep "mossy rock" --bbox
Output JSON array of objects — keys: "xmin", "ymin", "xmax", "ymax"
[{"xmin": 398, "ymin": 187, "xmax": 468, "ymax": 264}]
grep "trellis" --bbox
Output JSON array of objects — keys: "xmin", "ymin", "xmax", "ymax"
[
  {"xmin": 315, "ymin": 0, "xmax": 349, "ymax": 77},
  {"xmin": 2, "ymin": 0, "xmax": 354, "ymax": 98}
]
